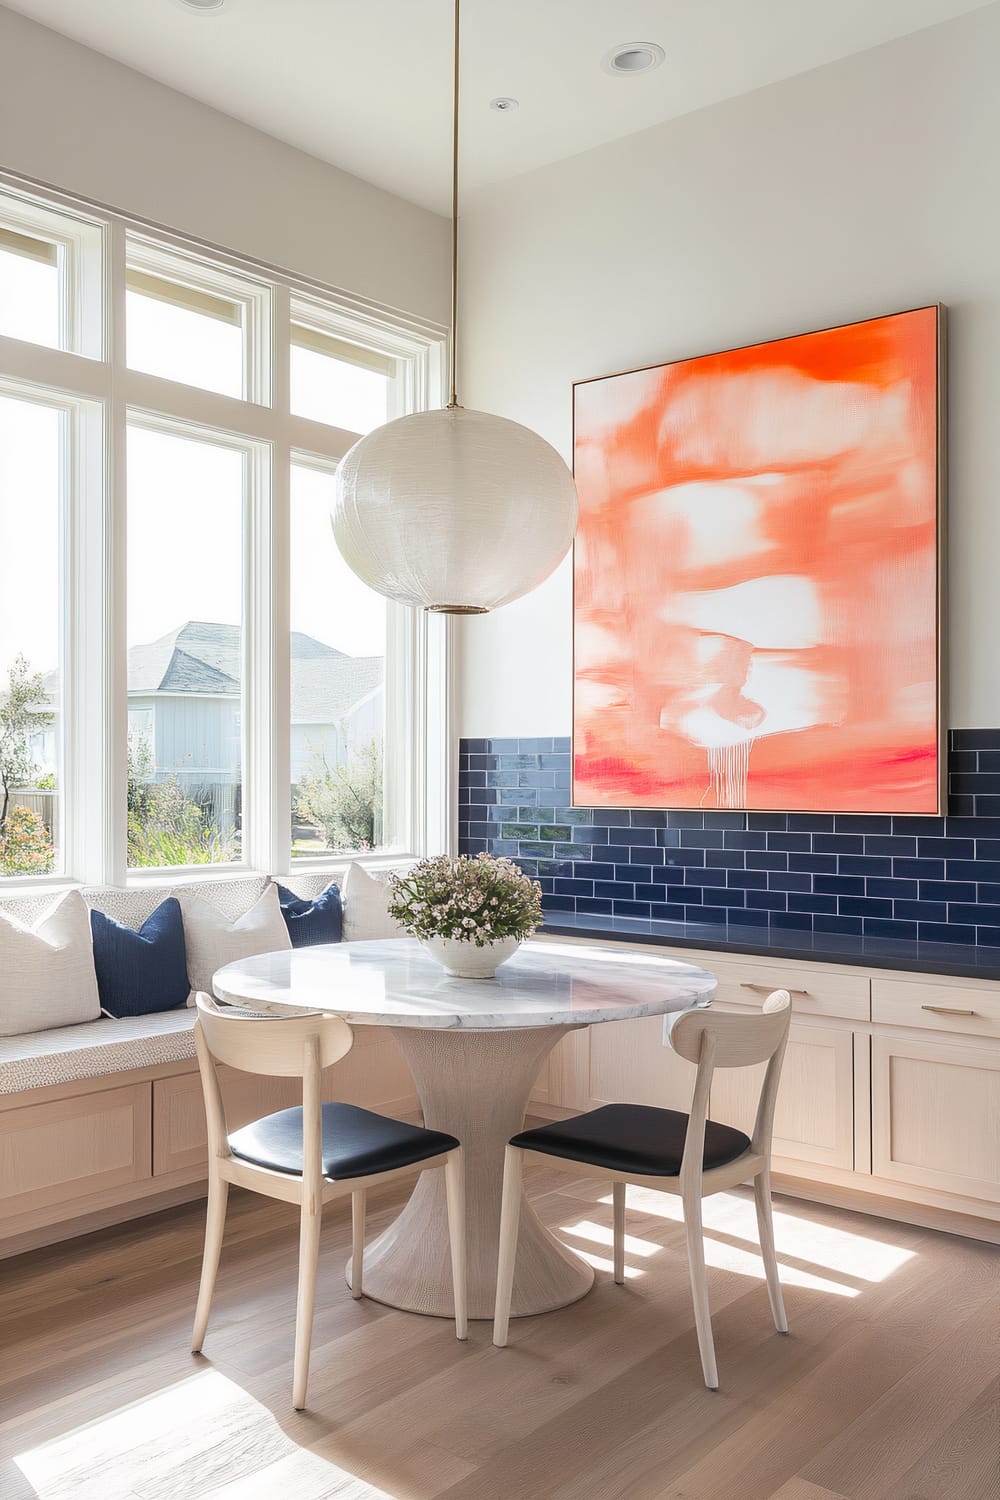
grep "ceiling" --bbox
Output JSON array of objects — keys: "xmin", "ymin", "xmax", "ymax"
[{"xmin": 2, "ymin": 0, "xmax": 994, "ymax": 214}]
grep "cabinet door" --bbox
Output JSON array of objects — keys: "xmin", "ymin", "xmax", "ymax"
[
  {"xmin": 871, "ymin": 1033, "xmax": 1000, "ymax": 1204},
  {"xmin": 0, "ymin": 1084, "xmax": 151, "ymax": 1217},
  {"xmin": 585, "ymin": 1016, "xmax": 699, "ymax": 1113},
  {"xmin": 710, "ymin": 1019, "xmax": 856, "ymax": 1171}
]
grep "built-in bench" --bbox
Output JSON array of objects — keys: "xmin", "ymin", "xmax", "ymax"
[
  {"xmin": 0, "ymin": 1008, "xmax": 198, "ymax": 1095},
  {"xmin": 0, "ymin": 869, "xmax": 419, "ymax": 1259}
]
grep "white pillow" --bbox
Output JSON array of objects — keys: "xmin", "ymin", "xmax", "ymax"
[
  {"xmin": 342, "ymin": 864, "xmax": 408, "ymax": 942},
  {"xmin": 180, "ymin": 883, "xmax": 291, "ymax": 995},
  {"xmin": 0, "ymin": 890, "xmax": 101, "ymax": 1037}
]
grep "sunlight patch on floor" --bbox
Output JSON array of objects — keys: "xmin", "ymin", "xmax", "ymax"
[
  {"xmin": 592, "ymin": 1186, "xmax": 916, "ymax": 1292},
  {"xmin": 14, "ymin": 1369, "xmax": 398, "ymax": 1500},
  {"xmin": 560, "ymin": 1218, "xmax": 660, "ymax": 1257}
]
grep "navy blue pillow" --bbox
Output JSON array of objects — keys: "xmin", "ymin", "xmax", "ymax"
[
  {"xmin": 276, "ymin": 882, "xmax": 343, "ymax": 948},
  {"xmin": 90, "ymin": 897, "xmax": 190, "ymax": 1018}
]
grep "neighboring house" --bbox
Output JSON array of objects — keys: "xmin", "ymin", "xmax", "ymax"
[{"xmin": 126, "ymin": 621, "xmax": 383, "ymax": 830}]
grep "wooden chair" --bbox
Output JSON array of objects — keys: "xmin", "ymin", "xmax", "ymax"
[
  {"xmin": 493, "ymin": 990, "xmax": 792, "ymax": 1388},
  {"xmin": 191, "ymin": 993, "xmax": 467, "ymax": 1409}
]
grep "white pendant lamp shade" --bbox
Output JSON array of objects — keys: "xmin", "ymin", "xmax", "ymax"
[{"xmin": 333, "ymin": 405, "xmax": 578, "ymax": 613}]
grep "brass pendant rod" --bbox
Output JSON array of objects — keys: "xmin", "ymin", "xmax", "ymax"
[{"xmin": 447, "ymin": 0, "xmax": 461, "ymax": 409}]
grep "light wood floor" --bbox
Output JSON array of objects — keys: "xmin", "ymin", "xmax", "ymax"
[{"xmin": 0, "ymin": 1167, "xmax": 997, "ymax": 1500}]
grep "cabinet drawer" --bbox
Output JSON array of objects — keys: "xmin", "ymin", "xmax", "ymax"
[
  {"xmin": 710, "ymin": 958, "xmax": 870, "ymax": 1023},
  {"xmin": 872, "ymin": 979, "xmax": 1000, "ymax": 1041}
]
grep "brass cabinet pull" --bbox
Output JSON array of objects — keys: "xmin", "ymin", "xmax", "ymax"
[
  {"xmin": 740, "ymin": 982, "xmax": 811, "ymax": 998},
  {"xmin": 921, "ymin": 1004, "xmax": 978, "ymax": 1017}
]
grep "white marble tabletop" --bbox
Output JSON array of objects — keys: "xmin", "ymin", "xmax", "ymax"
[{"xmin": 213, "ymin": 937, "xmax": 717, "ymax": 1030}]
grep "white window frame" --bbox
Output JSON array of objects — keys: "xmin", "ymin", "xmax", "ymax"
[
  {"xmin": 126, "ymin": 235, "xmax": 273, "ymax": 406},
  {"xmin": 0, "ymin": 170, "xmax": 451, "ymax": 891}
]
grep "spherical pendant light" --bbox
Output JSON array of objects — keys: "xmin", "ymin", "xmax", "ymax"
[
  {"xmin": 332, "ymin": 0, "xmax": 578, "ymax": 615},
  {"xmin": 334, "ymin": 406, "xmax": 577, "ymax": 613}
]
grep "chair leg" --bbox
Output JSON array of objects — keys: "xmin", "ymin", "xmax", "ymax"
[
  {"xmin": 351, "ymin": 1189, "xmax": 366, "ymax": 1300},
  {"xmin": 492, "ymin": 1145, "xmax": 524, "ymax": 1348},
  {"xmin": 682, "ymin": 1191, "xmax": 719, "ymax": 1390},
  {"xmin": 613, "ymin": 1180, "xmax": 626, "ymax": 1286},
  {"xmin": 192, "ymin": 1172, "xmax": 229, "ymax": 1353},
  {"xmin": 754, "ymin": 1167, "xmax": 788, "ymax": 1334},
  {"xmin": 292, "ymin": 1195, "xmax": 323, "ymax": 1410},
  {"xmin": 444, "ymin": 1150, "xmax": 468, "ymax": 1340}
]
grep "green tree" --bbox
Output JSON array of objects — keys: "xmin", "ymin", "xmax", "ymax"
[
  {"xmin": 0, "ymin": 655, "xmax": 53, "ymax": 832},
  {"xmin": 297, "ymin": 738, "xmax": 382, "ymax": 852}
]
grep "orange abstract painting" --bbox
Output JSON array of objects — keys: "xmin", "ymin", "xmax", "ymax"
[{"xmin": 572, "ymin": 308, "xmax": 943, "ymax": 813}]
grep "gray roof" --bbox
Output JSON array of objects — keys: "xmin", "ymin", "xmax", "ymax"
[{"xmin": 127, "ymin": 622, "xmax": 382, "ymax": 723}]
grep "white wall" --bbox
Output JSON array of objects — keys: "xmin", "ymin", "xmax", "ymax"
[
  {"xmin": 457, "ymin": 3, "xmax": 1000, "ymax": 737},
  {"xmin": 0, "ymin": 6, "xmax": 449, "ymax": 323}
]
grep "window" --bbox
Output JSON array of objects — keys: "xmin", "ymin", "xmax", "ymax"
[
  {"xmin": 0, "ymin": 190, "xmax": 103, "ymax": 357},
  {"xmin": 0, "ymin": 393, "xmax": 63, "ymax": 876},
  {"xmin": 127, "ymin": 425, "xmax": 246, "ymax": 868},
  {"xmin": 125, "ymin": 240, "xmax": 269, "ymax": 401},
  {"xmin": 0, "ymin": 228, "xmax": 59, "ymax": 348},
  {"xmin": 290, "ymin": 462, "xmax": 387, "ymax": 857},
  {"xmin": 126, "ymin": 271, "xmax": 245, "ymax": 399},
  {"xmin": 290, "ymin": 324, "xmax": 392, "ymax": 434},
  {"xmin": 0, "ymin": 173, "xmax": 446, "ymax": 886}
]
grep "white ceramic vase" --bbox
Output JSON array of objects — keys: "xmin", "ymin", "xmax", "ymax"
[{"xmin": 422, "ymin": 934, "xmax": 521, "ymax": 979}]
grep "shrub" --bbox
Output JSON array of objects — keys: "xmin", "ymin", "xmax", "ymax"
[
  {"xmin": 127, "ymin": 739, "xmax": 236, "ymax": 867},
  {"xmin": 297, "ymin": 739, "xmax": 382, "ymax": 852},
  {"xmin": 0, "ymin": 804, "xmax": 54, "ymax": 875}
]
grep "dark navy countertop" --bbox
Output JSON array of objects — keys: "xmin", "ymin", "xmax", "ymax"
[{"xmin": 541, "ymin": 911, "xmax": 1000, "ymax": 981}]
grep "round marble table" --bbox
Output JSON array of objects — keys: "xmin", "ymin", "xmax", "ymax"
[{"xmin": 213, "ymin": 937, "xmax": 716, "ymax": 1321}]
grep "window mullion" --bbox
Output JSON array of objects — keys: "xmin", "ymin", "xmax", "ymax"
[
  {"xmin": 104, "ymin": 220, "xmax": 129, "ymax": 885},
  {"xmin": 243, "ymin": 285, "xmax": 289, "ymax": 876},
  {"xmin": 68, "ymin": 220, "xmax": 122, "ymax": 885}
]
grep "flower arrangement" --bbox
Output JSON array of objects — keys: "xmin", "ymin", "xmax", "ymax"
[{"xmin": 387, "ymin": 853, "xmax": 543, "ymax": 947}]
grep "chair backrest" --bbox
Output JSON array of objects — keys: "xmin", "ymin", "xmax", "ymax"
[
  {"xmin": 194, "ymin": 992, "xmax": 353, "ymax": 1078},
  {"xmin": 193, "ymin": 993, "xmax": 353, "ymax": 1180},
  {"xmin": 668, "ymin": 990, "xmax": 792, "ymax": 1188}
]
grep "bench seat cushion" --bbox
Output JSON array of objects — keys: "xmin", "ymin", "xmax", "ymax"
[{"xmin": 0, "ymin": 1010, "xmax": 197, "ymax": 1094}]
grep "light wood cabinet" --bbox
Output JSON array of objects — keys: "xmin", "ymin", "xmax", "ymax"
[
  {"xmin": 584, "ymin": 1015, "xmax": 698, "ymax": 1112},
  {"xmin": 709, "ymin": 1019, "xmax": 856, "ymax": 1172},
  {"xmin": 530, "ymin": 936, "xmax": 1000, "ymax": 1241},
  {"xmin": 0, "ymin": 1083, "xmax": 150, "ymax": 1220},
  {"xmin": 871, "ymin": 1032, "xmax": 1000, "ymax": 1204}
]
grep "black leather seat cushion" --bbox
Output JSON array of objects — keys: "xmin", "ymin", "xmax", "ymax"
[
  {"xmin": 228, "ymin": 1104, "xmax": 458, "ymax": 1181},
  {"xmin": 511, "ymin": 1103, "xmax": 751, "ymax": 1178}
]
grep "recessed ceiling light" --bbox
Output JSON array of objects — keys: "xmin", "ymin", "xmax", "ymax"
[
  {"xmin": 489, "ymin": 97, "xmax": 519, "ymax": 113},
  {"xmin": 173, "ymin": 0, "xmax": 227, "ymax": 13},
  {"xmin": 602, "ymin": 42, "xmax": 665, "ymax": 76}
]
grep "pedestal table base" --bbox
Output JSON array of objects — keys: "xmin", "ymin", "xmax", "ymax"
[{"xmin": 348, "ymin": 1025, "xmax": 594, "ymax": 1321}]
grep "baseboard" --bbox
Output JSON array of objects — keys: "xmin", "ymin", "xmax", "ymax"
[
  {"xmin": 0, "ymin": 1178, "xmax": 211, "ymax": 1260},
  {"xmin": 770, "ymin": 1173, "xmax": 1000, "ymax": 1245}
]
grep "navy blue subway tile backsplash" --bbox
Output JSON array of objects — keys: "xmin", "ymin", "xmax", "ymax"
[{"xmin": 458, "ymin": 732, "xmax": 1000, "ymax": 955}]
